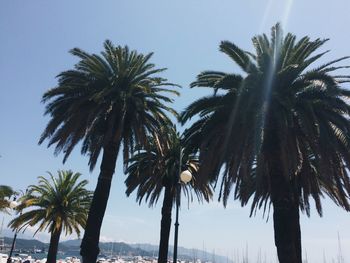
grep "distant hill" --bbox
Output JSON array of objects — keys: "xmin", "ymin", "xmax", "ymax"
[
  {"xmin": 4, "ymin": 237, "xmax": 49, "ymax": 250},
  {"xmin": 130, "ymin": 243, "xmax": 232, "ymax": 263},
  {"xmin": 2, "ymin": 237, "xmax": 231, "ymax": 263},
  {"xmin": 59, "ymin": 239, "xmax": 80, "ymax": 247},
  {"xmin": 2, "ymin": 238, "xmax": 150, "ymax": 257},
  {"xmin": 59, "ymin": 240, "xmax": 152, "ymax": 257}
]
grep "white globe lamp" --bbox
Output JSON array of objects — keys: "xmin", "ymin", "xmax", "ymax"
[
  {"xmin": 9, "ymin": 200, "xmax": 18, "ymax": 209},
  {"xmin": 180, "ymin": 170, "xmax": 192, "ymax": 184}
]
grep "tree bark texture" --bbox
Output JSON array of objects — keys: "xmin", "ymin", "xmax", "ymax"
[
  {"xmin": 157, "ymin": 183, "xmax": 174, "ymax": 263},
  {"xmin": 46, "ymin": 226, "xmax": 62, "ymax": 263},
  {"xmin": 80, "ymin": 143, "xmax": 119, "ymax": 263}
]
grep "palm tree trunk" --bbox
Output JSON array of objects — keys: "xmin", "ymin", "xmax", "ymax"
[
  {"xmin": 265, "ymin": 125, "xmax": 302, "ymax": 263},
  {"xmin": 293, "ymin": 191, "xmax": 302, "ymax": 263},
  {"xmin": 270, "ymin": 172, "xmax": 302, "ymax": 263},
  {"xmin": 46, "ymin": 226, "xmax": 62, "ymax": 263},
  {"xmin": 272, "ymin": 195, "xmax": 300, "ymax": 263},
  {"xmin": 80, "ymin": 142, "xmax": 120, "ymax": 263},
  {"xmin": 158, "ymin": 182, "xmax": 174, "ymax": 263}
]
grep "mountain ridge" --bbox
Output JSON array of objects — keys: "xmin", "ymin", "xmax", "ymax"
[{"xmin": 2, "ymin": 237, "xmax": 232, "ymax": 263}]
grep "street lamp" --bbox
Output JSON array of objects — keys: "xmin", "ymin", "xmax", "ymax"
[
  {"xmin": 7, "ymin": 197, "xmax": 19, "ymax": 263},
  {"xmin": 7, "ymin": 189, "xmax": 26, "ymax": 263},
  {"xmin": 173, "ymin": 148, "xmax": 192, "ymax": 263}
]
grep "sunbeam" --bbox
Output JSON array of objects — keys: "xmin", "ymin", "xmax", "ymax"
[
  {"xmin": 257, "ymin": 0, "xmax": 295, "ymax": 145},
  {"xmin": 258, "ymin": 0, "xmax": 295, "ymax": 32},
  {"xmin": 258, "ymin": 0, "xmax": 274, "ymax": 33},
  {"xmin": 281, "ymin": 0, "xmax": 294, "ymax": 30}
]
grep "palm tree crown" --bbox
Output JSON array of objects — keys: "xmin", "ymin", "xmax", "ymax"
[
  {"xmin": 125, "ymin": 125, "xmax": 212, "ymax": 206},
  {"xmin": 9, "ymin": 170, "xmax": 92, "ymax": 236},
  {"xmin": 181, "ymin": 24, "xmax": 350, "ymax": 262},
  {"xmin": 182, "ymin": 23, "xmax": 350, "ymax": 214},
  {"xmin": 39, "ymin": 40, "xmax": 178, "ymax": 170},
  {"xmin": 0, "ymin": 185, "xmax": 15, "ymax": 213}
]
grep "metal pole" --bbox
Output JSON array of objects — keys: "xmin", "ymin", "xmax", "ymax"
[
  {"xmin": 7, "ymin": 231, "xmax": 17, "ymax": 263},
  {"xmin": 173, "ymin": 147, "xmax": 183, "ymax": 263},
  {"xmin": 7, "ymin": 189, "xmax": 26, "ymax": 263}
]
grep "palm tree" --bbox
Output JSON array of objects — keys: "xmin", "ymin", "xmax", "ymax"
[
  {"xmin": 9, "ymin": 170, "xmax": 92, "ymax": 263},
  {"xmin": 181, "ymin": 24, "xmax": 350, "ymax": 263},
  {"xmin": 0, "ymin": 185, "xmax": 15, "ymax": 213},
  {"xmin": 39, "ymin": 40, "xmax": 178, "ymax": 263},
  {"xmin": 125, "ymin": 126, "xmax": 212, "ymax": 263}
]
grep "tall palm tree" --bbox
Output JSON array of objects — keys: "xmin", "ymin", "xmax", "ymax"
[
  {"xmin": 125, "ymin": 126, "xmax": 212, "ymax": 263},
  {"xmin": 181, "ymin": 24, "xmax": 350, "ymax": 263},
  {"xmin": 39, "ymin": 40, "xmax": 178, "ymax": 262},
  {"xmin": 9, "ymin": 171, "xmax": 92, "ymax": 263},
  {"xmin": 0, "ymin": 185, "xmax": 15, "ymax": 213}
]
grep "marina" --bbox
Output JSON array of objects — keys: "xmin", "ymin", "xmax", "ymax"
[{"xmin": 0, "ymin": 254, "xmax": 201, "ymax": 263}]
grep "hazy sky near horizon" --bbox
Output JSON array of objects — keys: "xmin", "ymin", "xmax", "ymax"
[{"xmin": 1, "ymin": 1, "xmax": 350, "ymax": 262}]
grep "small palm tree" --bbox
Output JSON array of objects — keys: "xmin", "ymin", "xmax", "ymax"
[
  {"xmin": 125, "ymin": 126, "xmax": 212, "ymax": 263},
  {"xmin": 39, "ymin": 40, "xmax": 178, "ymax": 262},
  {"xmin": 181, "ymin": 24, "xmax": 350, "ymax": 263},
  {"xmin": 0, "ymin": 185, "xmax": 15, "ymax": 213},
  {"xmin": 9, "ymin": 171, "xmax": 92, "ymax": 263}
]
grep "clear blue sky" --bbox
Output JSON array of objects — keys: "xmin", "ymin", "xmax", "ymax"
[{"xmin": 1, "ymin": 1, "xmax": 350, "ymax": 262}]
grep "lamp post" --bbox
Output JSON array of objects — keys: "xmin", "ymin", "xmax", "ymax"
[
  {"xmin": 7, "ymin": 188, "xmax": 27, "ymax": 263},
  {"xmin": 173, "ymin": 148, "xmax": 192, "ymax": 263},
  {"xmin": 7, "ymin": 198, "xmax": 19, "ymax": 263}
]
